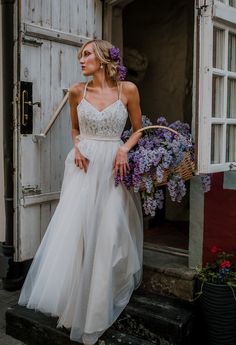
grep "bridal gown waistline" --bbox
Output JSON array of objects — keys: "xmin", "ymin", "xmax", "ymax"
[{"xmin": 78, "ymin": 133, "xmax": 121, "ymax": 141}]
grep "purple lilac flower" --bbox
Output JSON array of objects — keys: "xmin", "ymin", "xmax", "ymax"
[
  {"xmin": 156, "ymin": 166, "xmax": 164, "ymax": 183},
  {"xmin": 200, "ymin": 174, "xmax": 212, "ymax": 192},
  {"xmin": 142, "ymin": 195, "xmax": 158, "ymax": 216},
  {"xmin": 142, "ymin": 115, "xmax": 153, "ymax": 127},
  {"xmin": 109, "ymin": 47, "xmax": 121, "ymax": 62},
  {"xmin": 157, "ymin": 117, "xmax": 169, "ymax": 126},
  {"xmin": 169, "ymin": 120, "xmax": 190, "ymax": 137},
  {"xmin": 155, "ymin": 189, "xmax": 164, "ymax": 209},
  {"xmin": 116, "ymin": 115, "xmax": 194, "ymax": 216},
  {"xmin": 167, "ymin": 175, "xmax": 186, "ymax": 202},
  {"xmin": 117, "ymin": 65, "xmax": 127, "ymax": 81},
  {"xmin": 143, "ymin": 175, "xmax": 154, "ymax": 194},
  {"xmin": 108, "ymin": 47, "xmax": 127, "ymax": 80}
]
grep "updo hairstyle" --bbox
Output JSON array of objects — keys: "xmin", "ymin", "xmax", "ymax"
[{"xmin": 78, "ymin": 39, "xmax": 121, "ymax": 81}]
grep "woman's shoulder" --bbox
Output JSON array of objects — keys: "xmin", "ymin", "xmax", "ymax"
[
  {"xmin": 121, "ymin": 81, "xmax": 139, "ymax": 97},
  {"xmin": 122, "ymin": 81, "xmax": 138, "ymax": 92},
  {"xmin": 68, "ymin": 82, "xmax": 86, "ymax": 97}
]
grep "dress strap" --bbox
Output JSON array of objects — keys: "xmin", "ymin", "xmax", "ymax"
[{"xmin": 83, "ymin": 81, "xmax": 89, "ymax": 99}]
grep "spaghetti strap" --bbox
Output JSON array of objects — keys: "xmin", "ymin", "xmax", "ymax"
[{"xmin": 83, "ymin": 81, "xmax": 89, "ymax": 99}]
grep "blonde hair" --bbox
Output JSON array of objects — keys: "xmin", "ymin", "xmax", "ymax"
[{"xmin": 78, "ymin": 39, "xmax": 121, "ymax": 81}]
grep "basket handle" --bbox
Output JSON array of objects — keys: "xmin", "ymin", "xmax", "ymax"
[{"xmin": 136, "ymin": 125, "xmax": 179, "ymax": 136}]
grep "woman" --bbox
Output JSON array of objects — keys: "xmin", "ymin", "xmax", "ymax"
[{"xmin": 18, "ymin": 39, "xmax": 143, "ymax": 345}]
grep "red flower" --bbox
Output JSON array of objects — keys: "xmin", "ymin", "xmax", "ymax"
[
  {"xmin": 220, "ymin": 260, "xmax": 231, "ymax": 269},
  {"xmin": 211, "ymin": 245, "xmax": 222, "ymax": 253}
]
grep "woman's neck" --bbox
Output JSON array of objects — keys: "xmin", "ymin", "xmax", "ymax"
[{"xmin": 90, "ymin": 72, "xmax": 117, "ymax": 89}]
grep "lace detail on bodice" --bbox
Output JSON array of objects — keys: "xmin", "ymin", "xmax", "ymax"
[{"xmin": 77, "ymin": 98, "xmax": 128, "ymax": 138}]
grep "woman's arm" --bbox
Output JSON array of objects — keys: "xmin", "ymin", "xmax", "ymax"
[
  {"xmin": 68, "ymin": 85, "xmax": 80, "ymax": 145},
  {"xmin": 68, "ymin": 84, "xmax": 89, "ymax": 172},
  {"xmin": 121, "ymin": 82, "xmax": 142, "ymax": 151},
  {"xmin": 114, "ymin": 81, "xmax": 142, "ymax": 180}
]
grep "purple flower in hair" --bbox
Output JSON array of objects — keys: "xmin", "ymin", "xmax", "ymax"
[
  {"xmin": 109, "ymin": 46, "xmax": 127, "ymax": 81},
  {"xmin": 117, "ymin": 65, "xmax": 127, "ymax": 81},
  {"xmin": 109, "ymin": 47, "xmax": 121, "ymax": 62}
]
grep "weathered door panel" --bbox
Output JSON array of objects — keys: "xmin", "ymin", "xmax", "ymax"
[{"xmin": 14, "ymin": 0, "xmax": 103, "ymax": 261}]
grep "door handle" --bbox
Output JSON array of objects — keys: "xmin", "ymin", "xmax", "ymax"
[
  {"xmin": 24, "ymin": 101, "xmax": 41, "ymax": 107},
  {"xmin": 20, "ymin": 81, "xmax": 33, "ymax": 134}
]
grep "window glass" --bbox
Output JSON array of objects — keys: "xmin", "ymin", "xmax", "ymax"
[
  {"xmin": 227, "ymin": 78, "xmax": 236, "ymax": 118},
  {"xmin": 228, "ymin": 32, "xmax": 236, "ymax": 72},
  {"xmin": 226, "ymin": 125, "xmax": 236, "ymax": 162},
  {"xmin": 211, "ymin": 124, "xmax": 223, "ymax": 164},
  {"xmin": 212, "ymin": 75, "xmax": 224, "ymax": 117},
  {"xmin": 213, "ymin": 28, "xmax": 224, "ymax": 69},
  {"xmin": 229, "ymin": 0, "xmax": 236, "ymax": 8}
]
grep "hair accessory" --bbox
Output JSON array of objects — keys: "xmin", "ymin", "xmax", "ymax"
[
  {"xmin": 108, "ymin": 46, "xmax": 127, "ymax": 81},
  {"xmin": 109, "ymin": 47, "xmax": 121, "ymax": 62}
]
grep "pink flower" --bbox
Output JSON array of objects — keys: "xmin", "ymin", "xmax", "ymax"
[
  {"xmin": 220, "ymin": 260, "xmax": 231, "ymax": 269},
  {"xmin": 211, "ymin": 245, "xmax": 222, "ymax": 253}
]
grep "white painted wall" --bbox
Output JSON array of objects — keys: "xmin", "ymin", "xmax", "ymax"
[{"xmin": 0, "ymin": 4, "xmax": 6, "ymax": 242}]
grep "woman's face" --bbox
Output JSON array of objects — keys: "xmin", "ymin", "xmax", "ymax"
[{"xmin": 79, "ymin": 43, "xmax": 101, "ymax": 76}]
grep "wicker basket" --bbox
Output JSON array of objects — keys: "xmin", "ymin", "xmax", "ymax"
[{"xmin": 136, "ymin": 125, "xmax": 195, "ymax": 187}]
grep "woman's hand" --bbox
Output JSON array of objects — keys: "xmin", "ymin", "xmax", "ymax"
[
  {"xmin": 74, "ymin": 145, "xmax": 89, "ymax": 172},
  {"xmin": 113, "ymin": 146, "xmax": 130, "ymax": 181}
]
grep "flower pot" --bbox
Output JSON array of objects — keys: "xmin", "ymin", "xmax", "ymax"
[{"xmin": 198, "ymin": 281, "xmax": 236, "ymax": 345}]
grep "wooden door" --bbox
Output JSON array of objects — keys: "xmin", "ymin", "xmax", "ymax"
[{"xmin": 13, "ymin": 0, "xmax": 103, "ymax": 261}]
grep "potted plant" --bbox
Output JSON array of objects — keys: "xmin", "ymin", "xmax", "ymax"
[{"xmin": 195, "ymin": 246, "xmax": 236, "ymax": 345}]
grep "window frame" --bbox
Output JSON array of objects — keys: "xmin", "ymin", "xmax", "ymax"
[{"xmin": 197, "ymin": 0, "xmax": 236, "ymax": 173}]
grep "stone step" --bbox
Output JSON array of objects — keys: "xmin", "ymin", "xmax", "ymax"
[
  {"xmin": 141, "ymin": 248, "xmax": 196, "ymax": 301},
  {"xmin": 6, "ymin": 290, "xmax": 196, "ymax": 345},
  {"xmin": 5, "ymin": 303, "xmax": 154, "ymax": 345},
  {"xmin": 112, "ymin": 291, "xmax": 195, "ymax": 345}
]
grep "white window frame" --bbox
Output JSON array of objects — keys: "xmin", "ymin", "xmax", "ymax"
[{"xmin": 197, "ymin": 0, "xmax": 236, "ymax": 173}]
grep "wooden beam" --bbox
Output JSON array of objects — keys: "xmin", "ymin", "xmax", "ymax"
[
  {"xmin": 22, "ymin": 22, "xmax": 92, "ymax": 47},
  {"xmin": 21, "ymin": 191, "xmax": 60, "ymax": 207}
]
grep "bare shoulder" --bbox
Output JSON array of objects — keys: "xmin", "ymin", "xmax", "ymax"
[
  {"xmin": 68, "ymin": 82, "xmax": 86, "ymax": 106},
  {"xmin": 122, "ymin": 81, "xmax": 139, "ymax": 96},
  {"xmin": 68, "ymin": 82, "xmax": 86, "ymax": 96},
  {"xmin": 122, "ymin": 81, "xmax": 140, "ymax": 106}
]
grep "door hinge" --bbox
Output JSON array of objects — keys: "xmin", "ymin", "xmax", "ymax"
[
  {"xmin": 22, "ymin": 185, "xmax": 41, "ymax": 196},
  {"xmin": 197, "ymin": 4, "xmax": 209, "ymax": 16}
]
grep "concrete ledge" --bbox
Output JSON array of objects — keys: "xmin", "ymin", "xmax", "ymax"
[{"xmin": 142, "ymin": 249, "xmax": 196, "ymax": 301}]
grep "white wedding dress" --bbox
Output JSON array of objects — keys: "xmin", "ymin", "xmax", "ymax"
[{"xmin": 18, "ymin": 80, "xmax": 143, "ymax": 344}]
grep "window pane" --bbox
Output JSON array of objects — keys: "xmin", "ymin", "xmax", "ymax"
[
  {"xmin": 229, "ymin": 0, "xmax": 236, "ymax": 8},
  {"xmin": 228, "ymin": 32, "xmax": 236, "ymax": 72},
  {"xmin": 227, "ymin": 78, "xmax": 236, "ymax": 118},
  {"xmin": 213, "ymin": 28, "xmax": 224, "ymax": 69},
  {"xmin": 212, "ymin": 75, "xmax": 224, "ymax": 117},
  {"xmin": 226, "ymin": 125, "xmax": 236, "ymax": 162},
  {"xmin": 211, "ymin": 125, "xmax": 223, "ymax": 163}
]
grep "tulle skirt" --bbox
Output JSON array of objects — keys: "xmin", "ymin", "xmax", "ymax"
[{"xmin": 18, "ymin": 136, "xmax": 143, "ymax": 344}]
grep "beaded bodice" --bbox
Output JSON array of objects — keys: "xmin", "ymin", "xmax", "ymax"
[{"xmin": 77, "ymin": 81, "xmax": 128, "ymax": 138}]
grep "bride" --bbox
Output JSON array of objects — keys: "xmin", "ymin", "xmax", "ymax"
[{"xmin": 18, "ymin": 39, "xmax": 143, "ymax": 345}]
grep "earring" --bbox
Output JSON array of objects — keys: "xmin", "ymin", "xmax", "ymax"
[{"xmin": 100, "ymin": 64, "xmax": 103, "ymax": 69}]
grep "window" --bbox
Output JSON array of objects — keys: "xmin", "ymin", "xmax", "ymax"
[
  {"xmin": 197, "ymin": 0, "xmax": 236, "ymax": 173},
  {"xmin": 218, "ymin": 0, "xmax": 236, "ymax": 8}
]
